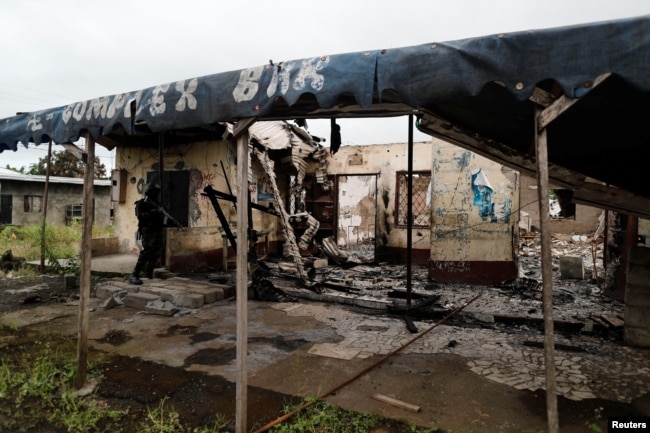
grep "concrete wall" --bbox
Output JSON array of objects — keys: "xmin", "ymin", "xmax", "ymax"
[
  {"xmin": 625, "ymin": 243, "xmax": 650, "ymax": 347},
  {"xmin": 429, "ymin": 140, "xmax": 519, "ymax": 284},
  {"xmin": 626, "ymin": 218, "xmax": 650, "ymax": 348},
  {"xmin": 0, "ymin": 179, "xmax": 111, "ymax": 227},
  {"xmin": 327, "ymin": 138, "xmax": 519, "ymax": 282},
  {"xmin": 327, "ymin": 141, "xmax": 433, "ymax": 264},
  {"xmin": 520, "ymin": 175, "xmax": 602, "ymax": 234},
  {"xmin": 114, "ymin": 138, "xmax": 280, "ymax": 272}
]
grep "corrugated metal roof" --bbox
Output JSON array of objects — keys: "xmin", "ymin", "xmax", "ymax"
[{"xmin": 0, "ymin": 167, "xmax": 111, "ymax": 186}]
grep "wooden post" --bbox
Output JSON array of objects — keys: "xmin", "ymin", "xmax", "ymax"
[
  {"xmin": 40, "ymin": 140, "xmax": 53, "ymax": 273},
  {"xmin": 234, "ymin": 120, "xmax": 253, "ymax": 433},
  {"xmin": 534, "ymin": 106, "xmax": 559, "ymax": 433},
  {"xmin": 75, "ymin": 134, "xmax": 94, "ymax": 389}
]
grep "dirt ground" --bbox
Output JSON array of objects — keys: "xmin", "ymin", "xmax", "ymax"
[{"xmin": 0, "ymin": 272, "xmax": 641, "ymax": 432}]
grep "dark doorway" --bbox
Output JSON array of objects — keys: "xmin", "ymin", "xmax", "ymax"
[
  {"xmin": 147, "ymin": 171, "xmax": 189, "ymax": 227},
  {"xmin": 0, "ymin": 195, "xmax": 12, "ymax": 225}
]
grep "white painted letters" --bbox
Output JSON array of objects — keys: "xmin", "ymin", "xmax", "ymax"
[
  {"xmin": 232, "ymin": 66, "xmax": 264, "ymax": 102},
  {"xmin": 175, "ymin": 78, "xmax": 198, "ymax": 111}
]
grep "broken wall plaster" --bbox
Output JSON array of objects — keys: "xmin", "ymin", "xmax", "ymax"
[{"xmin": 431, "ymin": 141, "xmax": 519, "ymax": 264}]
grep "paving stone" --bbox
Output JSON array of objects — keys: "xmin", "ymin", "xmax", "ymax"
[
  {"xmin": 124, "ymin": 292, "xmax": 160, "ymax": 309},
  {"xmin": 139, "ymin": 286, "xmax": 205, "ymax": 309}
]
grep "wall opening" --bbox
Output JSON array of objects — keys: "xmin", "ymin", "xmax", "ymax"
[{"xmin": 337, "ymin": 174, "xmax": 377, "ymax": 261}]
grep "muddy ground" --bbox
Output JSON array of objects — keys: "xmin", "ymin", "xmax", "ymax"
[{"xmin": 0, "ymin": 264, "xmax": 645, "ymax": 432}]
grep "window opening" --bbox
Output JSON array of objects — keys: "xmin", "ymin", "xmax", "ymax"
[
  {"xmin": 396, "ymin": 171, "xmax": 431, "ymax": 227},
  {"xmin": 24, "ymin": 195, "xmax": 42, "ymax": 213}
]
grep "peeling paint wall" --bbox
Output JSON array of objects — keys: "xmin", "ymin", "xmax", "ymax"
[
  {"xmin": 114, "ymin": 138, "xmax": 280, "ymax": 270},
  {"xmin": 430, "ymin": 140, "xmax": 519, "ymax": 283}
]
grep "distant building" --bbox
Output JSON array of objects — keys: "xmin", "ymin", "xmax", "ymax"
[{"xmin": 0, "ymin": 167, "xmax": 112, "ymax": 227}]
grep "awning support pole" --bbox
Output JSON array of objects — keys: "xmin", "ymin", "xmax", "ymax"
[
  {"xmin": 40, "ymin": 140, "xmax": 53, "ymax": 273},
  {"xmin": 75, "ymin": 133, "xmax": 95, "ymax": 389},
  {"xmin": 534, "ymin": 106, "xmax": 559, "ymax": 433},
  {"xmin": 234, "ymin": 118, "xmax": 255, "ymax": 433},
  {"xmin": 406, "ymin": 114, "xmax": 414, "ymax": 308}
]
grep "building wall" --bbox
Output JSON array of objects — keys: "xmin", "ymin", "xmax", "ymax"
[
  {"xmin": 114, "ymin": 138, "xmax": 280, "ymax": 271},
  {"xmin": 519, "ymin": 175, "xmax": 602, "ymax": 234},
  {"xmin": 429, "ymin": 140, "xmax": 519, "ymax": 284},
  {"xmin": 0, "ymin": 179, "xmax": 111, "ymax": 227},
  {"xmin": 327, "ymin": 141, "xmax": 434, "ymax": 264},
  {"xmin": 626, "ymin": 218, "xmax": 650, "ymax": 348}
]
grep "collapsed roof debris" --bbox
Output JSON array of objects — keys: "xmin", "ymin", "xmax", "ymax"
[{"xmin": 245, "ymin": 121, "xmax": 330, "ymax": 284}]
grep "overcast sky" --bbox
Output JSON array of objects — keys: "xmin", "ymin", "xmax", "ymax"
[{"xmin": 1, "ymin": 0, "xmax": 648, "ymax": 171}]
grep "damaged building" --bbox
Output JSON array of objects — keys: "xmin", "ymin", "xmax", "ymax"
[
  {"xmin": 3, "ymin": 16, "xmax": 650, "ymax": 432},
  {"xmin": 109, "ymin": 120, "xmax": 520, "ymax": 286}
]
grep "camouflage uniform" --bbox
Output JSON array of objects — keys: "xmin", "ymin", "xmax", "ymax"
[{"xmin": 129, "ymin": 186, "xmax": 165, "ymax": 285}]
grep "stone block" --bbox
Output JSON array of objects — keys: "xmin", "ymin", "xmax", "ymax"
[
  {"xmin": 170, "ymin": 292, "xmax": 205, "ymax": 309},
  {"xmin": 183, "ymin": 285, "xmax": 224, "ymax": 303},
  {"xmin": 124, "ymin": 292, "xmax": 160, "ymax": 309},
  {"xmin": 559, "ymin": 256, "xmax": 584, "ymax": 279},
  {"xmin": 312, "ymin": 258, "xmax": 329, "ymax": 269},
  {"xmin": 145, "ymin": 300, "xmax": 179, "ymax": 316},
  {"xmin": 140, "ymin": 285, "xmax": 204, "ymax": 308},
  {"xmin": 95, "ymin": 282, "xmax": 129, "ymax": 300}
]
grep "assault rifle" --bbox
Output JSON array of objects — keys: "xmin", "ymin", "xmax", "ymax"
[{"xmin": 144, "ymin": 196, "xmax": 183, "ymax": 228}]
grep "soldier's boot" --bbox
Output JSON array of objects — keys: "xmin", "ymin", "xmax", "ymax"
[{"xmin": 129, "ymin": 272, "xmax": 143, "ymax": 285}]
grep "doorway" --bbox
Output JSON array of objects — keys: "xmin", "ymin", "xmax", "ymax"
[
  {"xmin": 0, "ymin": 195, "xmax": 12, "ymax": 225},
  {"xmin": 337, "ymin": 174, "xmax": 377, "ymax": 261}
]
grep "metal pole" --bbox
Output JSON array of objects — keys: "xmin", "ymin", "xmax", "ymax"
[
  {"xmin": 534, "ymin": 106, "xmax": 559, "ymax": 433},
  {"xmin": 406, "ymin": 114, "xmax": 414, "ymax": 308}
]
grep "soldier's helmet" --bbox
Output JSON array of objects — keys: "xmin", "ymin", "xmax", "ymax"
[{"xmin": 145, "ymin": 182, "xmax": 160, "ymax": 196}]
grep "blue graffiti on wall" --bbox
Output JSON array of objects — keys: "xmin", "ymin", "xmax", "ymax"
[{"xmin": 471, "ymin": 169, "xmax": 510, "ymax": 223}]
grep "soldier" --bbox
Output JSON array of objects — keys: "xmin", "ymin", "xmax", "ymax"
[{"xmin": 129, "ymin": 182, "xmax": 165, "ymax": 285}]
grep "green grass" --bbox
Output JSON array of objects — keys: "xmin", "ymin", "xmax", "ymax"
[
  {"xmin": 268, "ymin": 397, "xmax": 445, "ymax": 433},
  {"xmin": 0, "ymin": 223, "xmax": 114, "ymax": 262},
  {"xmin": 0, "ymin": 334, "xmax": 125, "ymax": 433}
]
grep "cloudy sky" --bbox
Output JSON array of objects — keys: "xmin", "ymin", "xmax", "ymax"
[{"xmin": 1, "ymin": 0, "xmax": 648, "ymax": 171}]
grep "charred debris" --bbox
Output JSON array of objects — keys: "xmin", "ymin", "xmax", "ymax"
[{"xmin": 201, "ymin": 121, "xmax": 621, "ymax": 339}]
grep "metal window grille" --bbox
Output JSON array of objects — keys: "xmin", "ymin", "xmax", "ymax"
[{"xmin": 396, "ymin": 171, "xmax": 431, "ymax": 227}]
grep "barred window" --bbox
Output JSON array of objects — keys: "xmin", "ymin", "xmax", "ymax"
[
  {"xmin": 396, "ymin": 171, "xmax": 431, "ymax": 227},
  {"xmin": 24, "ymin": 195, "xmax": 42, "ymax": 213}
]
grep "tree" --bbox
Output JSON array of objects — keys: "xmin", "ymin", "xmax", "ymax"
[
  {"xmin": 28, "ymin": 150, "xmax": 107, "ymax": 179},
  {"xmin": 5, "ymin": 164, "xmax": 25, "ymax": 173}
]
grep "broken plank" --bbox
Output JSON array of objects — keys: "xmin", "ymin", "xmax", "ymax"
[
  {"xmin": 372, "ymin": 394, "xmax": 421, "ymax": 413},
  {"xmin": 589, "ymin": 315, "xmax": 610, "ymax": 328},
  {"xmin": 600, "ymin": 314, "xmax": 624, "ymax": 328}
]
